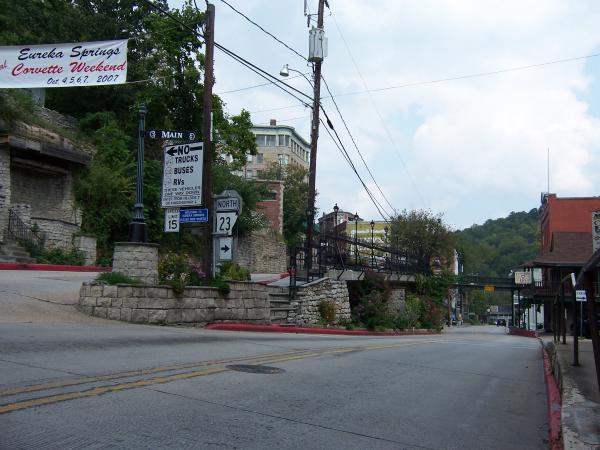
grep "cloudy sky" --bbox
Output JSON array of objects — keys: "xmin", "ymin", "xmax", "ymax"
[{"xmin": 168, "ymin": 0, "xmax": 600, "ymax": 230}]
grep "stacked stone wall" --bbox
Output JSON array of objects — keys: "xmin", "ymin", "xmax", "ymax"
[
  {"xmin": 387, "ymin": 288, "xmax": 406, "ymax": 315},
  {"xmin": 288, "ymin": 278, "xmax": 351, "ymax": 326},
  {"xmin": 0, "ymin": 147, "xmax": 10, "ymax": 241},
  {"xmin": 112, "ymin": 243, "xmax": 158, "ymax": 284},
  {"xmin": 236, "ymin": 229, "xmax": 287, "ymax": 273},
  {"xmin": 78, "ymin": 281, "xmax": 271, "ymax": 325}
]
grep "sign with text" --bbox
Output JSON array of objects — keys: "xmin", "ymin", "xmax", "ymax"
[
  {"xmin": 484, "ymin": 285, "xmax": 495, "ymax": 293},
  {"xmin": 593, "ymin": 211, "xmax": 600, "ymax": 253},
  {"xmin": 216, "ymin": 197, "xmax": 240, "ymax": 212},
  {"xmin": 161, "ymin": 142, "xmax": 203, "ymax": 207},
  {"xmin": 147, "ymin": 129, "xmax": 197, "ymax": 141},
  {"xmin": 164, "ymin": 208, "xmax": 179, "ymax": 233},
  {"xmin": 215, "ymin": 212, "xmax": 238, "ymax": 236},
  {"xmin": 514, "ymin": 271, "xmax": 532, "ymax": 285},
  {"xmin": 0, "ymin": 39, "xmax": 128, "ymax": 88},
  {"xmin": 180, "ymin": 208, "xmax": 208, "ymax": 223},
  {"xmin": 576, "ymin": 290, "xmax": 587, "ymax": 302}
]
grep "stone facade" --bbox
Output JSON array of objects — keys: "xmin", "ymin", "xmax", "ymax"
[
  {"xmin": 112, "ymin": 243, "xmax": 159, "ymax": 284},
  {"xmin": 0, "ymin": 147, "xmax": 10, "ymax": 241},
  {"xmin": 78, "ymin": 281, "xmax": 271, "ymax": 326},
  {"xmin": 288, "ymin": 278, "xmax": 351, "ymax": 326},
  {"xmin": 387, "ymin": 288, "xmax": 406, "ymax": 315},
  {"xmin": 236, "ymin": 229, "xmax": 288, "ymax": 274},
  {"xmin": 74, "ymin": 235, "xmax": 97, "ymax": 266}
]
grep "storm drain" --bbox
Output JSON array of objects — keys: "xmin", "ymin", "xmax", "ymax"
[{"xmin": 226, "ymin": 364, "xmax": 285, "ymax": 374}]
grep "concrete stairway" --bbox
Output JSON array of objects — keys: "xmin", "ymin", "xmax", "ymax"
[
  {"xmin": 0, "ymin": 238, "xmax": 36, "ymax": 263},
  {"xmin": 267, "ymin": 287, "xmax": 304, "ymax": 325}
]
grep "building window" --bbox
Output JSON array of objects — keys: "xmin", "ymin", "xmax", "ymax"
[
  {"xmin": 256, "ymin": 153, "xmax": 264, "ymax": 163},
  {"xmin": 284, "ymin": 154, "xmax": 289, "ymax": 165},
  {"xmin": 246, "ymin": 154, "xmax": 253, "ymax": 162},
  {"xmin": 255, "ymin": 134, "xmax": 266, "ymax": 146},
  {"xmin": 266, "ymin": 135, "xmax": 276, "ymax": 146},
  {"xmin": 262, "ymin": 191, "xmax": 277, "ymax": 201},
  {"xmin": 278, "ymin": 135, "xmax": 284, "ymax": 146},
  {"xmin": 285, "ymin": 135, "xmax": 290, "ymax": 146},
  {"xmin": 278, "ymin": 154, "xmax": 284, "ymax": 165}
]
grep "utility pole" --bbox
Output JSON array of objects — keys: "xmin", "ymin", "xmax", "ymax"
[
  {"xmin": 305, "ymin": 0, "xmax": 326, "ymax": 278},
  {"xmin": 201, "ymin": 3, "xmax": 215, "ymax": 277}
]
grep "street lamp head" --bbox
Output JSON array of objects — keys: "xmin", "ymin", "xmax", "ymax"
[
  {"xmin": 370, "ymin": 220, "xmax": 375, "ymax": 229},
  {"xmin": 333, "ymin": 203, "xmax": 339, "ymax": 214},
  {"xmin": 279, "ymin": 64, "xmax": 289, "ymax": 77},
  {"xmin": 354, "ymin": 212, "xmax": 359, "ymax": 221}
]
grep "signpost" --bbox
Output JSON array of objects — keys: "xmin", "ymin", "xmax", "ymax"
[
  {"xmin": 161, "ymin": 142, "xmax": 203, "ymax": 207},
  {"xmin": 212, "ymin": 190, "xmax": 243, "ymax": 275}
]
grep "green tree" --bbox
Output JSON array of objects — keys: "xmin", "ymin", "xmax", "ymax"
[
  {"xmin": 389, "ymin": 209, "xmax": 455, "ymax": 271},
  {"xmin": 259, "ymin": 163, "xmax": 309, "ymax": 248}
]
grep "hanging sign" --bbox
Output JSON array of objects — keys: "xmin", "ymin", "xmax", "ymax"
[{"xmin": 0, "ymin": 39, "xmax": 128, "ymax": 89}]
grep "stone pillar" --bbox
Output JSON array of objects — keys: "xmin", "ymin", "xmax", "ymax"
[
  {"xmin": 0, "ymin": 146, "xmax": 10, "ymax": 243},
  {"xmin": 74, "ymin": 235, "xmax": 97, "ymax": 266},
  {"xmin": 112, "ymin": 242, "xmax": 159, "ymax": 284}
]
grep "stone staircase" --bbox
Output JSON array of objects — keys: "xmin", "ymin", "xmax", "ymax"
[
  {"xmin": 267, "ymin": 286, "xmax": 305, "ymax": 325},
  {"xmin": 0, "ymin": 237, "xmax": 36, "ymax": 263}
]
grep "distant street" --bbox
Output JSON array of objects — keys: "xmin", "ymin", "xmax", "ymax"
[{"xmin": 0, "ymin": 273, "xmax": 547, "ymax": 450}]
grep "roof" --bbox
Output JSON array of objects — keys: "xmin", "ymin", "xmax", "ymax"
[{"xmin": 532, "ymin": 231, "xmax": 592, "ymax": 266}]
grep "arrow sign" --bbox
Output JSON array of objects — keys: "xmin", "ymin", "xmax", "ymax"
[
  {"xmin": 165, "ymin": 142, "xmax": 203, "ymax": 157},
  {"xmin": 219, "ymin": 237, "xmax": 233, "ymax": 261},
  {"xmin": 147, "ymin": 129, "xmax": 197, "ymax": 141}
]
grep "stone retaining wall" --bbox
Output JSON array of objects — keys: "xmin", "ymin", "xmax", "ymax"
[
  {"xmin": 78, "ymin": 281, "xmax": 271, "ymax": 326},
  {"xmin": 288, "ymin": 278, "xmax": 351, "ymax": 326},
  {"xmin": 112, "ymin": 242, "xmax": 158, "ymax": 284},
  {"xmin": 236, "ymin": 230, "xmax": 288, "ymax": 274},
  {"xmin": 74, "ymin": 235, "xmax": 97, "ymax": 266}
]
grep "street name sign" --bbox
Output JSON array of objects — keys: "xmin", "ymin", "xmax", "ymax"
[
  {"xmin": 219, "ymin": 236, "xmax": 233, "ymax": 261},
  {"xmin": 161, "ymin": 142, "xmax": 203, "ymax": 207},
  {"xmin": 164, "ymin": 208, "xmax": 179, "ymax": 233},
  {"xmin": 180, "ymin": 208, "xmax": 208, "ymax": 223},
  {"xmin": 147, "ymin": 129, "xmax": 197, "ymax": 141}
]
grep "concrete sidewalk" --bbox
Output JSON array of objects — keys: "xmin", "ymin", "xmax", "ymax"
[{"xmin": 543, "ymin": 334, "xmax": 600, "ymax": 449}]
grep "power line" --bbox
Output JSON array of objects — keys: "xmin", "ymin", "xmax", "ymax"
[{"xmin": 215, "ymin": 72, "xmax": 309, "ymax": 95}]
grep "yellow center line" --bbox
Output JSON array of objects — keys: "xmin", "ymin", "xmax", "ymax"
[{"xmin": 0, "ymin": 338, "xmax": 445, "ymax": 415}]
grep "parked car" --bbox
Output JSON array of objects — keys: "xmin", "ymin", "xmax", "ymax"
[{"xmin": 496, "ymin": 319, "xmax": 506, "ymax": 327}]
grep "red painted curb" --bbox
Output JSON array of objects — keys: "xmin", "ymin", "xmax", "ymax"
[
  {"xmin": 0, "ymin": 263, "xmax": 110, "ymax": 272},
  {"xmin": 543, "ymin": 347, "xmax": 563, "ymax": 450},
  {"xmin": 509, "ymin": 327, "xmax": 538, "ymax": 338},
  {"xmin": 206, "ymin": 323, "xmax": 441, "ymax": 336}
]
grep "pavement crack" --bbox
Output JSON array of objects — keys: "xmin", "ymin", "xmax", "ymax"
[
  {"xmin": 145, "ymin": 387, "xmax": 437, "ymax": 450},
  {"xmin": 0, "ymin": 290, "xmax": 74, "ymax": 306}
]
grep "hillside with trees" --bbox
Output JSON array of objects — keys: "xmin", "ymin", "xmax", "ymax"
[{"xmin": 454, "ymin": 208, "xmax": 540, "ymax": 277}]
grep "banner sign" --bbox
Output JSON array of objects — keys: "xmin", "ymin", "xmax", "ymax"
[{"xmin": 0, "ymin": 39, "xmax": 128, "ymax": 89}]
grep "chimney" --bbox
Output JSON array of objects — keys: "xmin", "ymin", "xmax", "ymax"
[{"xmin": 270, "ymin": 119, "xmax": 277, "ymax": 126}]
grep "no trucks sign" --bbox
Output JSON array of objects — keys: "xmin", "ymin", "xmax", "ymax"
[{"xmin": 161, "ymin": 142, "xmax": 203, "ymax": 207}]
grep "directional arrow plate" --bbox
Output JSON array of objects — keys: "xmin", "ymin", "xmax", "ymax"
[{"xmin": 219, "ymin": 236, "xmax": 233, "ymax": 261}]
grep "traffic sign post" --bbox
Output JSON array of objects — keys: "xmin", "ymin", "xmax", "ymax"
[
  {"xmin": 212, "ymin": 190, "xmax": 243, "ymax": 275},
  {"xmin": 164, "ymin": 208, "xmax": 180, "ymax": 233},
  {"xmin": 161, "ymin": 142, "xmax": 203, "ymax": 207}
]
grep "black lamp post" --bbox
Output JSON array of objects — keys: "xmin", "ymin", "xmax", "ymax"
[
  {"xmin": 384, "ymin": 225, "xmax": 388, "ymax": 265},
  {"xmin": 128, "ymin": 102, "xmax": 147, "ymax": 242},
  {"xmin": 370, "ymin": 220, "xmax": 375, "ymax": 267},
  {"xmin": 333, "ymin": 203, "xmax": 339, "ymax": 240}
]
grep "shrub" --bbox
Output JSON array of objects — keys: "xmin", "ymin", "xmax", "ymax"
[
  {"xmin": 420, "ymin": 297, "xmax": 443, "ymax": 330},
  {"xmin": 219, "ymin": 262, "xmax": 250, "ymax": 281},
  {"xmin": 318, "ymin": 299, "xmax": 336, "ymax": 326},
  {"xmin": 96, "ymin": 272, "xmax": 140, "ymax": 285},
  {"xmin": 158, "ymin": 251, "xmax": 191, "ymax": 296},
  {"xmin": 400, "ymin": 294, "xmax": 422, "ymax": 329},
  {"xmin": 29, "ymin": 246, "xmax": 85, "ymax": 266}
]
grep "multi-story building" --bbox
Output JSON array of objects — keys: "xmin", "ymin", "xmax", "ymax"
[{"xmin": 242, "ymin": 119, "xmax": 310, "ymax": 179}]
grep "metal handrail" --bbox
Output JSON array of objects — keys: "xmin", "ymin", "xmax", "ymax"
[{"xmin": 7, "ymin": 209, "xmax": 44, "ymax": 249}]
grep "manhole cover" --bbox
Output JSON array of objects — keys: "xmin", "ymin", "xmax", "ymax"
[{"xmin": 226, "ymin": 364, "xmax": 285, "ymax": 374}]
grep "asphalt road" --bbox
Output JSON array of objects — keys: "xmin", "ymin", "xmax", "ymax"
[{"xmin": 0, "ymin": 272, "xmax": 548, "ymax": 449}]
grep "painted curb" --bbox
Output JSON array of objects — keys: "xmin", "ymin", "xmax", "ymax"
[
  {"xmin": 509, "ymin": 326, "xmax": 538, "ymax": 338},
  {"xmin": 0, "ymin": 263, "xmax": 110, "ymax": 272},
  {"xmin": 206, "ymin": 323, "xmax": 441, "ymax": 336},
  {"xmin": 543, "ymin": 346, "xmax": 563, "ymax": 450}
]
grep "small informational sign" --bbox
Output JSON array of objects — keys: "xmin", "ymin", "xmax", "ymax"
[
  {"xmin": 179, "ymin": 208, "xmax": 208, "ymax": 223},
  {"xmin": 216, "ymin": 197, "xmax": 240, "ymax": 212},
  {"xmin": 514, "ymin": 271, "xmax": 532, "ymax": 285},
  {"xmin": 219, "ymin": 237, "xmax": 233, "ymax": 261},
  {"xmin": 215, "ymin": 212, "xmax": 238, "ymax": 236},
  {"xmin": 161, "ymin": 142, "xmax": 203, "ymax": 207},
  {"xmin": 576, "ymin": 290, "xmax": 587, "ymax": 302},
  {"xmin": 164, "ymin": 208, "xmax": 179, "ymax": 233},
  {"xmin": 484, "ymin": 285, "xmax": 495, "ymax": 293},
  {"xmin": 593, "ymin": 211, "xmax": 600, "ymax": 253},
  {"xmin": 0, "ymin": 39, "xmax": 128, "ymax": 88},
  {"xmin": 533, "ymin": 268, "xmax": 542, "ymax": 283},
  {"xmin": 147, "ymin": 129, "xmax": 196, "ymax": 141}
]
